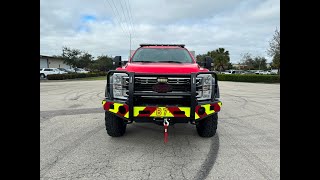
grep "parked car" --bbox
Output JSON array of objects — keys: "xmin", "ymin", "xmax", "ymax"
[
  {"xmin": 221, "ymin": 70, "xmax": 242, "ymax": 74},
  {"xmin": 66, "ymin": 68, "xmax": 89, "ymax": 73},
  {"xmin": 57, "ymin": 68, "xmax": 70, "ymax": 73},
  {"xmin": 270, "ymin": 69, "xmax": 278, "ymax": 74},
  {"xmin": 75, "ymin": 68, "xmax": 89, "ymax": 73},
  {"xmin": 66, "ymin": 68, "xmax": 75, "ymax": 72},
  {"xmin": 255, "ymin": 70, "xmax": 264, "ymax": 74},
  {"xmin": 40, "ymin": 68, "xmax": 67, "ymax": 78},
  {"xmin": 240, "ymin": 70, "xmax": 255, "ymax": 74},
  {"xmin": 261, "ymin": 70, "xmax": 271, "ymax": 75}
]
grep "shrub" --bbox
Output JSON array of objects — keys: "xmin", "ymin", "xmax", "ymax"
[
  {"xmin": 217, "ymin": 74, "xmax": 280, "ymax": 83},
  {"xmin": 47, "ymin": 72, "xmax": 107, "ymax": 80}
]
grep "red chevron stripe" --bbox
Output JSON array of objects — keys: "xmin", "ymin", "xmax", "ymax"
[
  {"xmin": 195, "ymin": 105, "xmax": 207, "ymax": 118},
  {"xmin": 116, "ymin": 104, "xmax": 129, "ymax": 116},
  {"xmin": 167, "ymin": 107, "xmax": 186, "ymax": 117},
  {"xmin": 137, "ymin": 107, "xmax": 157, "ymax": 117},
  {"xmin": 104, "ymin": 102, "xmax": 112, "ymax": 111},
  {"xmin": 211, "ymin": 103, "xmax": 220, "ymax": 112}
]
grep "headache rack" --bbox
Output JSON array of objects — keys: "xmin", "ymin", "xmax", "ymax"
[{"xmin": 140, "ymin": 44, "xmax": 185, "ymax": 48}]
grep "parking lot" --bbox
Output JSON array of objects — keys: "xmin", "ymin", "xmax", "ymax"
[{"xmin": 40, "ymin": 80, "xmax": 280, "ymax": 180}]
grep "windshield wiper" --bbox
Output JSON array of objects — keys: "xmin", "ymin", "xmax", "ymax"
[
  {"xmin": 156, "ymin": 61, "xmax": 182, "ymax": 63},
  {"xmin": 133, "ymin": 61, "xmax": 155, "ymax": 63}
]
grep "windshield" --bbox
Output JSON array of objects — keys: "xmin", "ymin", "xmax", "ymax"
[{"xmin": 131, "ymin": 48, "xmax": 193, "ymax": 63}]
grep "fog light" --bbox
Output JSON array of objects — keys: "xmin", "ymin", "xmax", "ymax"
[
  {"xmin": 198, "ymin": 107, "xmax": 205, "ymax": 115},
  {"xmin": 119, "ymin": 106, "xmax": 126, "ymax": 114}
]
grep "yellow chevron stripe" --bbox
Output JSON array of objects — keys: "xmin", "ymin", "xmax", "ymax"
[
  {"xmin": 178, "ymin": 107, "xmax": 191, "ymax": 117},
  {"xmin": 103, "ymin": 102, "xmax": 221, "ymax": 120},
  {"xmin": 133, "ymin": 107, "xmax": 146, "ymax": 117},
  {"xmin": 108, "ymin": 103, "xmax": 122, "ymax": 114},
  {"xmin": 195, "ymin": 113, "xmax": 200, "ymax": 119},
  {"xmin": 124, "ymin": 112, "xmax": 129, "ymax": 118},
  {"xmin": 202, "ymin": 104, "xmax": 215, "ymax": 115}
]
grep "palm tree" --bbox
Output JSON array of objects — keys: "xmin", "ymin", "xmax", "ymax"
[{"xmin": 208, "ymin": 48, "xmax": 230, "ymax": 72}]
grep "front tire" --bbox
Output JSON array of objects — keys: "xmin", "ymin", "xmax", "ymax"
[
  {"xmin": 105, "ymin": 112, "xmax": 127, "ymax": 137},
  {"xmin": 40, "ymin": 73, "xmax": 45, "ymax": 78},
  {"xmin": 196, "ymin": 113, "xmax": 218, "ymax": 137}
]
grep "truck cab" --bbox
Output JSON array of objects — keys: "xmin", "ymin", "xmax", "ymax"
[{"xmin": 102, "ymin": 44, "xmax": 222, "ymax": 137}]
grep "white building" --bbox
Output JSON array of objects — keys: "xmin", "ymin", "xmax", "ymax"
[{"xmin": 40, "ymin": 55, "xmax": 71, "ymax": 69}]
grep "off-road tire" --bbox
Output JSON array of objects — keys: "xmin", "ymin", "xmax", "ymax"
[
  {"xmin": 196, "ymin": 113, "xmax": 218, "ymax": 137},
  {"xmin": 105, "ymin": 112, "xmax": 127, "ymax": 137}
]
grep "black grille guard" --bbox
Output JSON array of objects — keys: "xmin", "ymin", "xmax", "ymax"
[{"xmin": 105, "ymin": 71, "xmax": 219, "ymax": 120}]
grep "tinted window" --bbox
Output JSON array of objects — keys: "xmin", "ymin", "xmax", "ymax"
[
  {"xmin": 132, "ymin": 48, "xmax": 193, "ymax": 63},
  {"xmin": 44, "ymin": 69, "xmax": 51, "ymax": 71}
]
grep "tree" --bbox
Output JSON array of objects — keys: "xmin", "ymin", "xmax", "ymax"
[
  {"xmin": 78, "ymin": 52, "xmax": 94, "ymax": 69},
  {"xmin": 89, "ymin": 55, "xmax": 113, "ymax": 72},
  {"xmin": 252, "ymin": 56, "xmax": 267, "ymax": 70},
  {"xmin": 61, "ymin": 46, "xmax": 82, "ymax": 68},
  {"xmin": 268, "ymin": 28, "xmax": 280, "ymax": 74},
  {"xmin": 241, "ymin": 52, "xmax": 254, "ymax": 70},
  {"xmin": 196, "ymin": 54, "xmax": 206, "ymax": 65},
  {"xmin": 196, "ymin": 48, "xmax": 230, "ymax": 71},
  {"xmin": 209, "ymin": 48, "xmax": 230, "ymax": 72}
]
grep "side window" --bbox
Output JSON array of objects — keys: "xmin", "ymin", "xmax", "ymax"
[{"xmin": 44, "ymin": 69, "xmax": 50, "ymax": 71}]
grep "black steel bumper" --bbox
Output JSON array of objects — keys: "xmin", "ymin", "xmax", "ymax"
[{"xmin": 102, "ymin": 71, "xmax": 222, "ymax": 124}]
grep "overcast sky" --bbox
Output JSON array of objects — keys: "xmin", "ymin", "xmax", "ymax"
[{"xmin": 40, "ymin": 0, "xmax": 279, "ymax": 63}]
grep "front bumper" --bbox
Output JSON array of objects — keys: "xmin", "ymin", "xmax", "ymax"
[
  {"xmin": 102, "ymin": 99, "xmax": 222, "ymax": 123},
  {"xmin": 103, "ymin": 71, "xmax": 222, "ymax": 124}
]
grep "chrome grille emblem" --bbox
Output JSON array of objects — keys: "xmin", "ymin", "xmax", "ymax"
[{"xmin": 157, "ymin": 77, "xmax": 168, "ymax": 83}]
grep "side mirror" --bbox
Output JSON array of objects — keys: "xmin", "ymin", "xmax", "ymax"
[
  {"xmin": 113, "ymin": 56, "xmax": 122, "ymax": 68},
  {"xmin": 197, "ymin": 61, "xmax": 203, "ymax": 66},
  {"xmin": 122, "ymin": 60, "xmax": 128, "ymax": 66},
  {"xmin": 204, "ymin": 56, "xmax": 213, "ymax": 69}
]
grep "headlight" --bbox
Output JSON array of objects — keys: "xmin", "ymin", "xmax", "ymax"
[
  {"xmin": 196, "ymin": 74, "xmax": 213, "ymax": 100},
  {"xmin": 110, "ymin": 73, "xmax": 129, "ymax": 100}
]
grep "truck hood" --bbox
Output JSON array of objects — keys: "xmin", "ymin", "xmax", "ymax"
[{"xmin": 118, "ymin": 62, "xmax": 207, "ymax": 74}]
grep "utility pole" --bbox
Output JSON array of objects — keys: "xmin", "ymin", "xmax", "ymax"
[{"xmin": 129, "ymin": 33, "xmax": 131, "ymax": 59}]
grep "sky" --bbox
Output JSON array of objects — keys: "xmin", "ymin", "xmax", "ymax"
[{"xmin": 40, "ymin": 0, "xmax": 279, "ymax": 63}]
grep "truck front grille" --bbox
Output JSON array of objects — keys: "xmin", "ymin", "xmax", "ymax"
[{"xmin": 134, "ymin": 77, "xmax": 191, "ymax": 93}]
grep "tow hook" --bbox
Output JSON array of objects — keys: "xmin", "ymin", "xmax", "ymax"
[{"xmin": 163, "ymin": 118, "xmax": 169, "ymax": 143}]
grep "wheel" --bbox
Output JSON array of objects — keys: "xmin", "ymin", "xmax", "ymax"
[
  {"xmin": 40, "ymin": 74, "xmax": 45, "ymax": 78},
  {"xmin": 105, "ymin": 112, "xmax": 127, "ymax": 137},
  {"xmin": 196, "ymin": 113, "xmax": 218, "ymax": 137}
]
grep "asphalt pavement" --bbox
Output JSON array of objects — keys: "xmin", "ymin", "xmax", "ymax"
[{"xmin": 40, "ymin": 80, "xmax": 280, "ymax": 180}]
